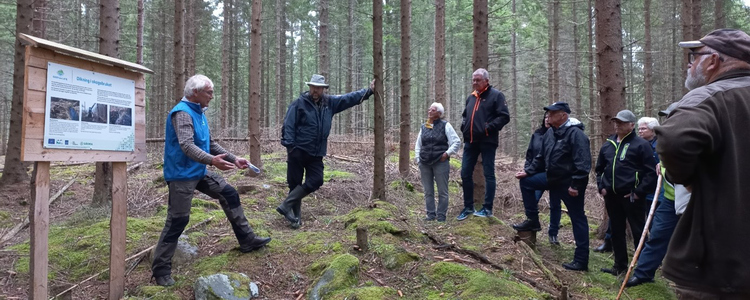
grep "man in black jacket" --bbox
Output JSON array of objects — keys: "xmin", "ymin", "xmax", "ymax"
[
  {"xmin": 595, "ymin": 109, "xmax": 657, "ymax": 276},
  {"xmin": 514, "ymin": 102, "xmax": 591, "ymax": 271},
  {"xmin": 457, "ymin": 68, "xmax": 510, "ymax": 221}
]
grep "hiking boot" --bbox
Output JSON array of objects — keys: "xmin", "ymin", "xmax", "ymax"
[
  {"xmin": 424, "ymin": 215, "xmax": 436, "ymax": 221},
  {"xmin": 562, "ymin": 261, "xmax": 588, "ymax": 271},
  {"xmin": 549, "ymin": 235, "xmax": 560, "ymax": 245},
  {"xmin": 512, "ymin": 219, "xmax": 542, "ymax": 232},
  {"xmin": 594, "ymin": 239, "xmax": 613, "ymax": 253},
  {"xmin": 239, "ymin": 236, "xmax": 272, "ymax": 253},
  {"xmin": 473, "ymin": 208, "xmax": 492, "ymax": 217},
  {"xmin": 456, "ymin": 208, "xmax": 475, "ymax": 221},
  {"xmin": 625, "ymin": 276, "xmax": 654, "ymax": 287},
  {"xmin": 277, "ymin": 186, "xmax": 308, "ymax": 225},
  {"xmin": 601, "ymin": 266, "xmax": 627, "ymax": 276},
  {"xmin": 154, "ymin": 275, "xmax": 175, "ymax": 287}
]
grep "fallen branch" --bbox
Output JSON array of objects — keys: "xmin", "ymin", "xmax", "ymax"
[
  {"xmin": 362, "ymin": 270, "xmax": 386, "ymax": 286},
  {"xmin": 127, "ymin": 162, "xmax": 144, "ymax": 173},
  {"xmin": 50, "ymin": 216, "xmax": 215, "ymax": 299},
  {"xmin": 327, "ymin": 154, "xmax": 363, "ymax": 163},
  {"xmin": 422, "ymin": 230, "xmax": 559, "ymax": 297},
  {"xmin": 0, "ymin": 176, "xmax": 77, "ymax": 246},
  {"xmin": 517, "ymin": 240, "xmax": 563, "ymax": 289}
]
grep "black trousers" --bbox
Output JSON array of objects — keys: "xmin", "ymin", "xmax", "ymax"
[
  {"xmin": 604, "ymin": 192, "xmax": 646, "ymax": 269},
  {"xmin": 287, "ymin": 148, "xmax": 324, "ymax": 193}
]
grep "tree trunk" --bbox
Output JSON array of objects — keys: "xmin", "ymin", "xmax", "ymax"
[
  {"xmin": 185, "ymin": 0, "xmax": 195, "ymax": 76},
  {"xmin": 644, "ymin": 0, "xmax": 654, "ymax": 117},
  {"xmin": 0, "ymin": 0, "xmax": 35, "ymax": 185},
  {"xmin": 248, "ymin": 0, "xmax": 262, "ymax": 170},
  {"xmin": 595, "ymin": 0, "xmax": 625, "ymax": 142},
  {"xmin": 276, "ymin": 0, "xmax": 286, "ymax": 127},
  {"xmin": 588, "ymin": 0, "xmax": 596, "ymax": 154},
  {"xmin": 318, "ymin": 0, "xmax": 329, "ymax": 79},
  {"xmin": 552, "ymin": 0, "xmax": 560, "ymax": 102},
  {"xmin": 714, "ymin": 0, "xmax": 725, "ymax": 29},
  {"xmin": 398, "ymin": 0, "xmax": 411, "ymax": 177},
  {"xmin": 572, "ymin": 0, "xmax": 582, "ymax": 118},
  {"xmin": 511, "ymin": 0, "xmax": 518, "ymax": 161},
  {"xmin": 372, "ymin": 0, "xmax": 386, "ymax": 201},
  {"xmin": 173, "ymin": 0, "xmax": 185, "ymax": 103},
  {"xmin": 220, "ymin": 0, "xmax": 231, "ymax": 132},
  {"xmin": 137, "ymin": 0, "xmax": 144, "ymax": 65},
  {"xmin": 471, "ymin": 0, "xmax": 489, "ymax": 204},
  {"xmin": 434, "ymin": 0, "xmax": 446, "ymax": 111},
  {"xmin": 345, "ymin": 0, "xmax": 354, "ymax": 134},
  {"xmin": 92, "ymin": 0, "xmax": 120, "ymax": 206}
]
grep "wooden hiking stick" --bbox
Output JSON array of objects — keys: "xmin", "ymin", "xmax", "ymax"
[{"xmin": 616, "ymin": 174, "xmax": 663, "ymax": 300}]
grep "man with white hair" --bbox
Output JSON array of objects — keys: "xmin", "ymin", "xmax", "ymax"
[
  {"xmin": 656, "ymin": 28, "xmax": 750, "ymax": 297},
  {"xmin": 457, "ymin": 68, "xmax": 510, "ymax": 220},
  {"xmin": 153, "ymin": 74, "xmax": 271, "ymax": 286}
]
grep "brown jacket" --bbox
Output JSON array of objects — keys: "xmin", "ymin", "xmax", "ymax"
[{"xmin": 655, "ymin": 69, "xmax": 750, "ymax": 294}]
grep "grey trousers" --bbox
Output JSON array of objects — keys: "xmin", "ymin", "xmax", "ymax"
[
  {"xmin": 152, "ymin": 171, "xmax": 254, "ymax": 277},
  {"xmin": 419, "ymin": 160, "xmax": 451, "ymax": 220}
]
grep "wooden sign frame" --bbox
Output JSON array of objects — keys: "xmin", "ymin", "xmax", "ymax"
[{"xmin": 18, "ymin": 33, "xmax": 152, "ymax": 300}]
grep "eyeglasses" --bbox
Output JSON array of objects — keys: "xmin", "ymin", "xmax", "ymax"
[
  {"xmin": 688, "ymin": 51, "xmax": 725, "ymax": 64},
  {"xmin": 203, "ymin": 90, "xmax": 214, "ymax": 95}
]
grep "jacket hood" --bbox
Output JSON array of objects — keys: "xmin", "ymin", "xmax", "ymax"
[{"xmin": 561, "ymin": 117, "xmax": 585, "ymax": 131}]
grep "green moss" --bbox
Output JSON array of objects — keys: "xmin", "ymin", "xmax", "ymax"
[
  {"xmin": 371, "ymin": 242, "xmax": 420, "ymax": 270},
  {"xmin": 138, "ymin": 286, "xmax": 181, "ymax": 300},
  {"xmin": 308, "ymin": 254, "xmax": 360, "ymax": 299},
  {"xmin": 449, "ymin": 158, "xmax": 462, "ymax": 169},
  {"xmin": 324, "ymin": 170, "xmax": 354, "ymax": 181},
  {"xmin": 448, "ymin": 181, "xmax": 461, "ymax": 194},
  {"xmin": 227, "ymin": 272, "xmax": 251, "ymax": 298},
  {"xmin": 453, "ymin": 218, "xmax": 489, "ymax": 240},
  {"xmin": 328, "ymin": 286, "xmax": 398, "ymax": 300},
  {"xmin": 291, "ymin": 232, "xmax": 344, "ymax": 255},
  {"xmin": 390, "ymin": 179, "xmax": 415, "ymax": 192},
  {"xmin": 192, "ymin": 253, "xmax": 231, "ymax": 276},
  {"xmin": 191, "ymin": 198, "xmax": 220, "ymax": 210},
  {"xmin": 424, "ymin": 262, "xmax": 543, "ymax": 299},
  {"xmin": 0, "ymin": 210, "xmax": 12, "ymax": 228},
  {"xmin": 341, "ymin": 202, "xmax": 406, "ymax": 235}
]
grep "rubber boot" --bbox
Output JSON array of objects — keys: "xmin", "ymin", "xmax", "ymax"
[
  {"xmin": 276, "ymin": 186, "xmax": 308, "ymax": 226},
  {"xmin": 291, "ymin": 200, "xmax": 302, "ymax": 229}
]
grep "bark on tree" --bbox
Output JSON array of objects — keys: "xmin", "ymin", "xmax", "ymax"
[
  {"xmin": 572, "ymin": 0, "xmax": 581, "ymax": 117},
  {"xmin": 644, "ymin": 0, "xmax": 654, "ymax": 117},
  {"xmin": 434, "ymin": 0, "xmax": 446, "ymax": 110},
  {"xmin": 372, "ymin": 0, "xmax": 386, "ymax": 201},
  {"xmin": 552, "ymin": 0, "xmax": 560, "ymax": 102},
  {"xmin": 588, "ymin": 0, "xmax": 597, "ymax": 154},
  {"xmin": 318, "ymin": 0, "xmax": 329, "ymax": 79},
  {"xmin": 220, "ymin": 0, "xmax": 231, "ymax": 131},
  {"xmin": 185, "ymin": 0, "xmax": 195, "ymax": 76},
  {"xmin": 248, "ymin": 0, "xmax": 262, "ymax": 170},
  {"xmin": 276, "ymin": 0, "xmax": 286, "ymax": 127},
  {"xmin": 345, "ymin": 0, "xmax": 354, "ymax": 134},
  {"xmin": 595, "ymin": 0, "xmax": 625, "ymax": 141},
  {"xmin": 471, "ymin": 0, "xmax": 489, "ymax": 204},
  {"xmin": 0, "ymin": 0, "xmax": 35, "ymax": 185},
  {"xmin": 681, "ymin": 0, "xmax": 702, "ymax": 92},
  {"xmin": 137, "ymin": 0, "xmax": 144, "ymax": 65},
  {"xmin": 511, "ymin": 0, "xmax": 518, "ymax": 161},
  {"xmin": 173, "ymin": 0, "xmax": 185, "ymax": 104},
  {"xmin": 398, "ymin": 0, "xmax": 411, "ymax": 177},
  {"xmin": 93, "ymin": 0, "xmax": 120, "ymax": 206},
  {"xmin": 714, "ymin": 0, "xmax": 725, "ymax": 29}
]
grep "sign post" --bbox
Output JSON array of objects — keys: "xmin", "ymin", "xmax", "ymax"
[{"xmin": 19, "ymin": 33, "xmax": 152, "ymax": 300}]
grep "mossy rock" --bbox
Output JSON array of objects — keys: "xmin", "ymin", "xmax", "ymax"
[
  {"xmin": 424, "ymin": 262, "xmax": 545, "ymax": 299},
  {"xmin": 389, "ymin": 179, "xmax": 415, "ymax": 192},
  {"xmin": 194, "ymin": 272, "xmax": 252, "ymax": 300},
  {"xmin": 292, "ymin": 231, "xmax": 344, "ymax": 255},
  {"xmin": 341, "ymin": 201, "xmax": 406, "ymax": 236},
  {"xmin": 308, "ymin": 254, "xmax": 360, "ymax": 300},
  {"xmin": 327, "ymin": 286, "xmax": 398, "ymax": 300},
  {"xmin": 138, "ymin": 285, "xmax": 182, "ymax": 300},
  {"xmin": 371, "ymin": 242, "xmax": 420, "ymax": 270}
]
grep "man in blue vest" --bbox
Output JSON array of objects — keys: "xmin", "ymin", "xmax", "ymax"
[{"xmin": 152, "ymin": 75, "xmax": 271, "ymax": 286}]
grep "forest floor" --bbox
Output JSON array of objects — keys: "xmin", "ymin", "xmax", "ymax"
[{"xmin": 0, "ymin": 139, "xmax": 678, "ymax": 300}]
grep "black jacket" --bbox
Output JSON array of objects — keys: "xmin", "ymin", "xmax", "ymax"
[
  {"xmin": 595, "ymin": 130, "xmax": 658, "ymax": 199},
  {"xmin": 460, "ymin": 86, "xmax": 510, "ymax": 145},
  {"xmin": 524, "ymin": 127, "xmax": 547, "ymax": 170},
  {"xmin": 525, "ymin": 118, "xmax": 591, "ymax": 191}
]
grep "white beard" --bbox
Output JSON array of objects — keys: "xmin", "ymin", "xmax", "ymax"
[{"xmin": 685, "ymin": 63, "xmax": 707, "ymax": 90}]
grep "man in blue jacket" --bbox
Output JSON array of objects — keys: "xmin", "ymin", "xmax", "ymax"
[
  {"xmin": 456, "ymin": 68, "xmax": 510, "ymax": 220},
  {"xmin": 595, "ymin": 109, "xmax": 657, "ymax": 276},
  {"xmin": 152, "ymin": 75, "xmax": 271, "ymax": 286},
  {"xmin": 514, "ymin": 102, "xmax": 591, "ymax": 271},
  {"xmin": 278, "ymin": 74, "xmax": 374, "ymax": 229}
]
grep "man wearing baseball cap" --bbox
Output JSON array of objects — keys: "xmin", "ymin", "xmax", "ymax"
[
  {"xmin": 655, "ymin": 28, "xmax": 750, "ymax": 298},
  {"xmin": 515, "ymin": 102, "xmax": 592, "ymax": 271}
]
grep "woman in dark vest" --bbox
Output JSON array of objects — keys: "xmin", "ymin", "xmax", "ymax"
[
  {"xmin": 524, "ymin": 112, "xmax": 560, "ymax": 244},
  {"xmin": 415, "ymin": 102, "xmax": 462, "ymax": 222}
]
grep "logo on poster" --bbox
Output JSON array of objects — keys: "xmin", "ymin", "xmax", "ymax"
[
  {"xmin": 52, "ymin": 69, "xmax": 67, "ymax": 81},
  {"xmin": 48, "ymin": 138, "xmax": 54, "ymax": 144}
]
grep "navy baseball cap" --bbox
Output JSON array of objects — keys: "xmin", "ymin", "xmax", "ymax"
[{"xmin": 544, "ymin": 102, "xmax": 571, "ymax": 114}]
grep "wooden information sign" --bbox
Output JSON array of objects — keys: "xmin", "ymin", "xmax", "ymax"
[{"xmin": 18, "ymin": 33, "xmax": 152, "ymax": 300}]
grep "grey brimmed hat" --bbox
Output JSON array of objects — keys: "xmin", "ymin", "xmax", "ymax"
[
  {"xmin": 678, "ymin": 28, "xmax": 750, "ymax": 64},
  {"xmin": 611, "ymin": 109, "xmax": 637, "ymax": 123},
  {"xmin": 306, "ymin": 74, "xmax": 329, "ymax": 88}
]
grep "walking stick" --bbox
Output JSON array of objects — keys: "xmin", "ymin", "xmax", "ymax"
[{"xmin": 616, "ymin": 173, "xmax": 663, "ymax": 300}]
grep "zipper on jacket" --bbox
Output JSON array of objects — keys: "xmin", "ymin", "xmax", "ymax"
[
  {"xmin": 607, "ymin": 131, "xmax": 632, "ymax": 195},
  {"xmin": 469, "ymin": 97, "xmax": 481, "ymax": 143}
]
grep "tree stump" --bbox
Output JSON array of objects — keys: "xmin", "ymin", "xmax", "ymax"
[
  {"xmin": 516, "ymin": 230, "xmax": 537, "ymax": 248},
  {"xmin": 356, "ymin": 227, "xmax": 368, "ymax": 252}
]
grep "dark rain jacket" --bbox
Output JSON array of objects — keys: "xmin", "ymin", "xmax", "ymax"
[
  {"xmin": 655, "ymin": 69, "xmax": 750, "ymax": 294},
  {"xmin": 525, "ymin": 118, "xmax": 591, "ymax": 191},
  {"xmin": 524, "ymin": 128, "xmax": 547, "ymax": 170},
  {"xmin": 595, "ymin": 130, "xmax": 658, "ymax": 199},
  {"xmin": 460, "ymin": 85, "xmax": 510, "ymax": 145},
  {"xmin": 281, "ymin": 88, "xmax": 372, "ymax": 157}
]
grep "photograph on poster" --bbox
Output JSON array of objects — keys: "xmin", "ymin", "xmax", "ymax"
[
  {"xmin": 49, "ymin": 97, "xmax": 80, "ymax": 121},
  {"xmin": 81, "ymin": 102, "xmax": 108, "ymax": 124},
  {"xmin": 109, "ymin": 105, "xmax": 132, "ymax": 126}
]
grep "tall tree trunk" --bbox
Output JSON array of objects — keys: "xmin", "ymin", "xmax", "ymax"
[
  {"xmin": 511, "ymin": 0, "xmax": 518, "ymax": 161},
  {"xmin": 0, "ymin": 0, "xmax": 35, "ymax": 185},
  {"xmin": 345, "ymin": 0, "xmax": 354, "ymax": 134},
  {"xmin": 472, "ymin": 0, "xmax": 488, "ymax": 70},
  {"xmin": 595, "ymin": 0, "xmax": 625, "ymax": 139},
  {"xmin": 434, "ymin": 0, "xmax": 446, "ymax": 110},
  {"xmin": 32, "ymin": 0, "xmax": 45, "ymax": 38},
  {"xmin": 137, "ymin": 0, "xmax": 144, "ymax": 65},
  {"xmin": 588, "ymin": 0, "xmax": 597, "ymax": 154},
  {"xmin": 248, "ymin": 0, "xmax": 262, "ymax": 169},
  {"xmin": 572, "ymin": 0, "xmax": 581, "ymax": 117},
  {"xmin": 546, "ymin": 6, "xmax": 554, "ymax": 106},
  {"xmin": 552, "ymin": 0, "xmax": 560, "ymax": 101},
  {"xmin": 681, "ymin": 0, "xmax": 702, "ymax": 93},
  {"xmin": 276, "ymin": 0, "xmax": 286, "ymax": 127},
  {"xmin": 220, "ymin": 0, "xmax": 231, "ymax": 132},
  {"xmin": 714, "ymin": 0, "xmax": 725, "ymax": 29},
  {"xmin": 173, "ymin": 0, "xmax": 185, "ymax": 103},
  {"xmin": 372, "ymin": 0, "xmax": 385, "ymax": 201},
  {"xmin": 185, "ymin": 0, "xmax": 195, "ymax": 76},
  {"xmin": 644, "ymin": 0, "xmax": 654, "ymax": 117},
  {"xmin": 398, "ymin": 0, "xmax": 411, "ymax": 177},
  {"xmin": 318, "ymin": 0, "xmax": 329, "ymax": 79},
  {"xmin": 93, "ymin": 0, "xmax": 120, "ymax": 206}
]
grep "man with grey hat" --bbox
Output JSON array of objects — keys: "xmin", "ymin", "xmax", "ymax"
[
  {"xmin": 594, "ymin": 109, "xmax": 657, "ymax": 276},
  {"xmin": 515, "ymin": 102, "xmax": 591, "ymax": 271},
  {"xmin": 655, "ymin": 28, "xmax": 750, "ymax": 297},
  {"xmin": 278, "ymin": 74, "xmax": 375, "ymax": 229}
]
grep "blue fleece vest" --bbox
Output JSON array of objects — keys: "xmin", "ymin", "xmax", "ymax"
[{"xmin": 164, "ymin": 100, "xmax": 210, "ymax": 181}]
